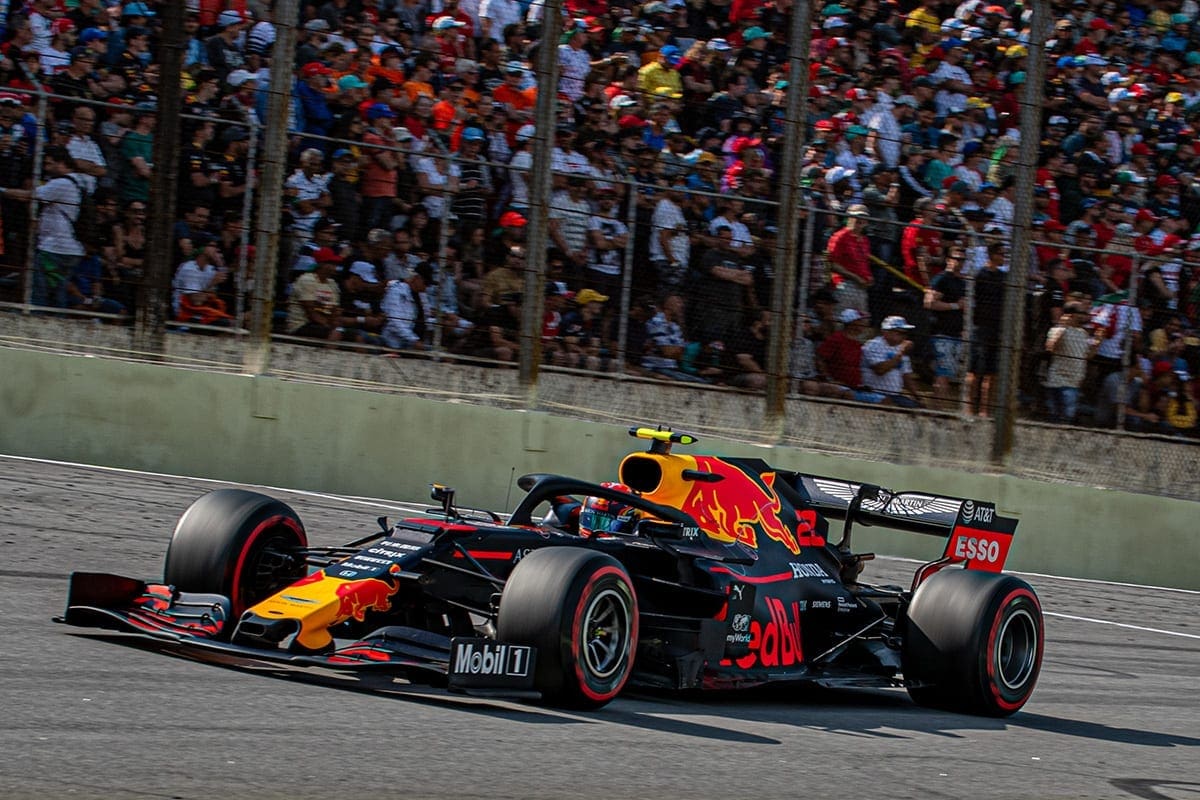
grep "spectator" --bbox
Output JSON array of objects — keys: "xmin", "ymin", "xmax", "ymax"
[
  {"xmin": 286, "ymin": 247, "xmax": 344, "ymax": 342},
  {"xmin": 585, "ymin": 185, "xmax": 628, "ymax": 301},
  {"xmin": 649, "ymin": 174, "xmax": 691, "ymax": 291},
  {"xmin": 861, "ymin": 315, "xmax": 923, "ymax": 408},
  {"xmin": 172, "ymin": 238, "xmax": 232, "ymax": 326},
  {"xmin": 730, "ymin": 308, "xmax": 774, "ymax": 390},
  {"xmin": 1044, "ymin": 302, "xmax": 1099, "ymax": 424},
  {"xmin": 462, "ymin": 290, "xmax": 522, "ymax": 362},
  {"xmin": 381, "ymin": 261, "xmax": 434, "ymax": 350},
  {"xmin": 827, "ymin": 204, "xmax": 873, "ymax": 317},
  {"xmin": 360, "ymin": 104, "xmax": 401, "ymax": 231},
  {"xmin": 924, "ymin": 246, "xmax": 968, "ymax": 410},
  {"xmin": 118, "ymin": 102, "xmax": 154, "ymax": 204},
  {"xmin": 451, "ymin": 127, "xmax": 492, "ymax": 238},
  {"xmin": 641, "ymin": 292, "xmax": 709, "ymax": 383},
  {"xmin": 549, "ymin": 174, "xmax": 593, "ymax": 281},
  {"xmin": 339, "ymin": 260, "xmax": 387, "ymax": 345},
  {"xmin": 3, "ymin": 146, "xmax": 85, "ymax": 307},
  {"xmin": 816, "ymin": 308, "xmax": 869, "ymax": 396},
  {"xmin": 560, "ymin": 288, "xmax": 610, "ymax": 371},
  {"xmin": 968, "ymin": 241, "xmax": 1008, "ymax": 417}
]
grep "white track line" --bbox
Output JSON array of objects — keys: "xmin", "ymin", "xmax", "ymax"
[
  {"xmin": 1044, "ymin": 611, "xmax": 1200, "ymax": 640},
  {"xmin": 873, "ymin": 554, "xmax": 1200, "ymax": 595}
]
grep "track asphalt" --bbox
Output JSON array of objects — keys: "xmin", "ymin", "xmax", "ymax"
[{"xmin": 1, "ymin": 456, "xmax": 1197, "ymax": 799}]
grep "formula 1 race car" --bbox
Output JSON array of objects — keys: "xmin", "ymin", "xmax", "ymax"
[{"xmin": 59, "ymin": 426, "xmax": 1043, "ymax": 716}]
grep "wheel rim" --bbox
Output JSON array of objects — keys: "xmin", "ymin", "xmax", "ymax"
[
  {"xmin": 238, "ymin": 532, "xmax": 304, "ymax": 611},
  {"xmin": 581, "ymin": 587, "xmax": 632, "ymax": 680},
  {"xmin": 995, "ymin": 607, "xmax": 1038, "ymax": 691}
]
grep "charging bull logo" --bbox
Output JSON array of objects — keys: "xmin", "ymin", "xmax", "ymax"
[
  {"xmin": 334, "ymin": 578, "xmax": 398, "ymax": 622},
  {"xmin": 680, "ymin": 457, "xmax": 819, "ymax": 555}
]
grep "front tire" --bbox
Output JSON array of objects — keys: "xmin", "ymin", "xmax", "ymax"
[
  {"xmin": 902, "ymin": 569, "xmax": 1043, "ymax": 716},
  {"xmin": 164, "ymin": 489, "xmax": 308, "ymax": 619},
  {"xmin": 497, "ymin": 547, "xmax": 638, "ymax": 709}
]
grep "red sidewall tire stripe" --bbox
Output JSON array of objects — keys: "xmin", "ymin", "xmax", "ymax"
[
  {"xmin": 570, "ymin": 565, "xmax": 638, "ymax": 704},
  {"xmin": 986, "ymin": 587, "xmax": 1043, "ymax": 712},
  {"xmin": 229, "ymin": 514, "xmax": 306, "ymax": 617}
]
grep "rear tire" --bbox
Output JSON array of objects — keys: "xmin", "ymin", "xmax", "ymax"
[
  {"xmin": 497, "ymin": 547, "xmax": 637, "ymax": 709},
  {"xmin": 902, "ymin": 569, "xmax": 1043, "ymax": 717},
  {"xmin": 164, "ymin": 489, "xmax": 308, "ymax": 619}
]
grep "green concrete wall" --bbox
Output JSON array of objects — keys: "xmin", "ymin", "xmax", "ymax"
[{"xmin": 2, "ymin": 348, "xmax": 1195, "ymax": 588}]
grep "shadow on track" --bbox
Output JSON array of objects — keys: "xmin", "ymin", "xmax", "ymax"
[{"xmin": 66, "ymin": 632, "xmax": 1200, "ymax": 750}]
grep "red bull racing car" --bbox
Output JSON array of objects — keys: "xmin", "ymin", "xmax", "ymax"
[{"xmin": 59, "ymin": 426, "xmax": 1043, "ymax": 716}]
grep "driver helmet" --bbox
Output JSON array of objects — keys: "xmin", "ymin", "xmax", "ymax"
[{"xmin": 579, "ymin": 482, "xmax": 641, "ymax": 537}]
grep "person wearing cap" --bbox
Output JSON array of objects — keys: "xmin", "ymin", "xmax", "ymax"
[
  {"xmin": 324, "ymin": 148, "xmax": 362, "ymax": 242},
  {"xmin": 816, "ymin": 308, "xmax": 870, "ymax": 392},
  {"xmin": 380, "ymin": 261, "xmax": 435, "ymax": 350},
  {"xmin": 930, "ymin": 41, "xmax": 973, "ymax": 119},
  {"xmin": 558, "ymin": 21, "xmax": 607, "ymax": 103},
  {"xmin": 37, "ymin": 17, "xmax": 76, "ymax": 76},
  {"xmin": 638, "ymin": 44, "xmax": 685, "ymax": 100},
  {"xmin": 1124, "ymin": 359, "xmax": 1189, "ymax": 434},
  {"xmin": 559, "ymin": 287, "xmax": 611, "ymax": 372},
  {"xmin": 49, "ymin": 46, "xmax": 104, "ymax": 113},
  {"xmin": 359, "ymin": 103, "xmax": 401, "ymax": 233},
  {"xmin": 116, "ymin": 98, "xmax": 155, "ymax": 204},
  {"xmin": 860, "ymin": 315, "xmax": 923, "ymax": 407},
  {"xmin": 449, "ymin": 126, "xmax": 492, "ymax": 238},
  {"xmin": 287, "ymin": 246, "xmax": 344, "ymax": 342},
  {"xmin": 861, "ymin": 163, "xmax": 903, "ymax": 272},
  {"xmin": 827, "ymin": 205, "xmax": 874, "ymax": 318},
  {"xmin": 204, "ymin": 9, "xmax": 247, "ymax": 83},
  {"xmin": 296, "ymin": 19, "xmax": 332, "ymax": 69}
]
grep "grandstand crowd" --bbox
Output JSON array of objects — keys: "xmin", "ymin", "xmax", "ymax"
[{"xmin": 1, "ymin": 0, "xmax": 1199, "ymax": 433}]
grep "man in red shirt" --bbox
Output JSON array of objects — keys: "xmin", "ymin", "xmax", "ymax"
[
  {"xmin": 827, "ymin": 204, "xmax": 873, "ymax": 318},
  {"xmin": 900, "ymin": 197, "xmax": 942, "ymax": 288},
  {"xmin": 816, "ymin": 308, "xmax": 869, "ymax": 391}
]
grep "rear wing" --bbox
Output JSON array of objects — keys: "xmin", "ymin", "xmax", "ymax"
[{"xmin": 785, "ymin": 473, "xmax": 1018, "ymax": 574}]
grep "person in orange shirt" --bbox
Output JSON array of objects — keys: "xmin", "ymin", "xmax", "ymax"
[
  {"xmin": 431, "ymin": 78, "xmax": 469, "ymax": 133},
  {"xmin": 402, "ymin": 54, "xmax": 437, "ymax": 106},
  {"xmin": 493, "ymin": 61, "xmax": 536, "ymax": 145}
]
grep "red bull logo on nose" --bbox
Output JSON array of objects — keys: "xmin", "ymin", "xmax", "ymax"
[
  {"xmin": 680, "ymin": 457, "xmax": 817, "ymax": 555},
  {"xmin": 334, "ymin": 578, "xmax": 398, "ymax": 622}
]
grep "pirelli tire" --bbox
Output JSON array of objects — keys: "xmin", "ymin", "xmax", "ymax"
[
  {"xmin": 902, "ymin": 569, "xmax": 1043, "ymax": 717},
  {"xmin": 164, "ymin": 489, "xmax": 308, "ymax": 620},
  {"xmin": 497, "ymin": 547, "xmax": 638, "ymax": 710}
]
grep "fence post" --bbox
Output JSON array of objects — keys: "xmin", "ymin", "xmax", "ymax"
[
  {"xmin": 517, "ymin": 1, "xmax": 563, "ymax": 402},
  {"xmin": 991, "ymin": 0, "xmax": 1048, "ymax": 464},
  {"xmin": 1115, "ymin": 254, "xmax": 1143, "ymax": 429},
  {"xmin": 959, "ymin": 269, "xmax": 976, "ymax": 417},
  {"xmin": 764, "ymin": 0, "xmax": 813, "ymax": 436},
  {"xmin": 245, "ymin": 3, "xmax": 300, "ymax": 376},
  {"xmin": 19, "ymin": 89, "xmax": 48, "ymax": 312},
  {"xmin": 614, "ymin": 175, "xmax": 639, "ymax": 374},
  {"xmin": 236, "ymin": 115, "xmax": 260, "ymax": 331},
  {"xmin": 134, "ymin": 0, "xmax": 185, "ymax": 355}
]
